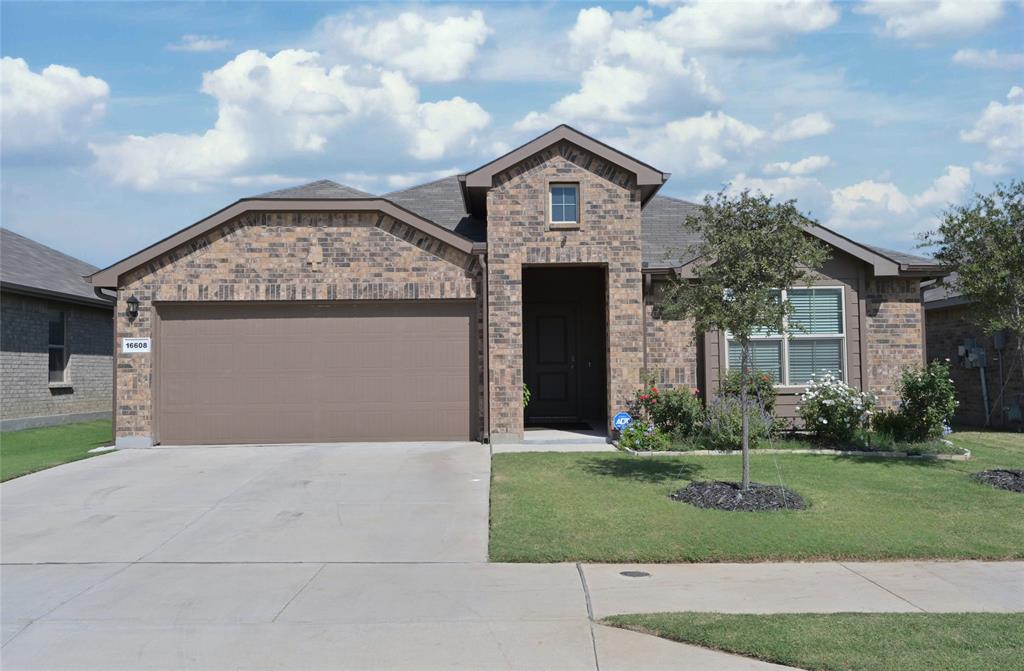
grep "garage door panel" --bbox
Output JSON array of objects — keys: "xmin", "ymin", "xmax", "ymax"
[{"xmin": 156, "ymin": 302, "xmax": 475, "ymax": 445}]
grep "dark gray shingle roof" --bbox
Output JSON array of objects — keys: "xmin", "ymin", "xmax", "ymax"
[
  {"xmin": 864, "ymin": 244, "xmax": 939, "ymax": 268},
  {"xmin": 0, "ymin": 229, "xmax": 112, "ymax": 306},
  {"xmin": 641, "ymin": 195, "xmax": 704, "ymax": 269},
  {"xmin": 385, "ymin": 176, "xmax": 487, "ymax": 243},
  {"xmin": 923, "ymin": 271, "xmax": 965, "ymax": 305},
  {"xmin": 255, "ymin": 179, "xmax": 373, "ymax": 199}
]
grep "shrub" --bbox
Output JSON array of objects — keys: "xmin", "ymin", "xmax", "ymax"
[
  {"xmin": 896, "ymin": 360, "xmax": 958, "ymax": 441},
  {"xmin": 701, "ymin": 395, "xmax": 776, "ymax": 451},
  {"xmin": 626, "ymin": 380, "xmax": 661, "ymax": 426},
  {"xmin": 797, "ymin": 373, "xmax": 876, "ymax": 445},
  {"xmin": 722, "ymin": 369, "xmax": 777, "ymax": 414},
  {"xmin": 871, "ymin": 408, "xmax": 912, "ymax": 443},
  {"xmin": 653, "ymin": 388, "xmax": 705, "ymax": 438},
  {"xmin": 618, "ymin": 421, "xmax": 670, "ymax": 451}
]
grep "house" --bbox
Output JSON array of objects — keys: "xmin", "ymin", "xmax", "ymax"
[
  {"xmin": 924, "ymin": 273, "xmax": 1023, "ymax": 429},
  {"xmin": 1, "ymin": 229, "xmax": 114, "ymax": 431},
  {"xmin": 87, "ymin": 126, "xmax": 944, "ymax": 447}
]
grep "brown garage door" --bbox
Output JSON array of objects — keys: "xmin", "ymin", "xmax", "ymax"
[{"xmin": 155, "ymin": 302, "xmax": 476, "ymax": 445}]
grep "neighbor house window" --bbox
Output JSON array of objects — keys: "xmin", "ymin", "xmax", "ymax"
[
  {"xmin": 549, "ymin": 184, "xmax": 579, "ymax": 225},
  {"xmin": 48, "ymin": 311, "xmax": 68, "ymax": 383},
  {"xmin": 727, "ymin": 287, "xmax": 845, "ymax": 385}
]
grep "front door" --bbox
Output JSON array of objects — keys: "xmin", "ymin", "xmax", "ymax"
[{"xmin": 524, "ymin": 303, "xmax": 578, "ymax": 422}]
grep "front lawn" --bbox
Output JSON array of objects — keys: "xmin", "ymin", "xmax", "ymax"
[
  {"xmin": 0, "ymin": 419, "xmax": 113, "ymax": 481},
  {"xmin": 489, "ymin": 431, "xmax": 1024, "ymax": 562},
  {"xmin": 602, "ymin": 612, "xmax": 1024, "ymax": 671}
]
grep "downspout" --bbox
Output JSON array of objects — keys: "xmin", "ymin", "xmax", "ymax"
[
  {"xmin": 98, "ymin": 287, "xmax": 117, "ymax": 442},
  {"xmin": 476, "ymin": 248, "xmax": 490, "ymax": 444},
  {"xmin": 642, "ymin": 272, "xmax": 651, "ymax": 375}
]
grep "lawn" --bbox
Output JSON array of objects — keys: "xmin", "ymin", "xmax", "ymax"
[
  {"xmin": 489, "ymin": 431, "xmax": 1024, "ymax": 562},
  {"xmin": 602, "ymin": 612, "xmax": 1024, "ymax": 671},
  {"xmin": 0, "ymin": 419, "xmax": 113, "ymax": 481}
]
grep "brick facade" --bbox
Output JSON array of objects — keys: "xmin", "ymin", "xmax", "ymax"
[
  {"xmin": 864, "ymin": 278, "xmax": 925, "ymax": 408},
  {"xmin": 1, "ymin": 292, "xmax": 112, "ymax": 427},
  {"xmin": 643, "ymin": 286, "xmax": 700, "ymax": 391},
  {"xmin": 115, "ymin": 211, "xmax": 480, "ymax": 444},
  {"xmin": 925, "ymin": 304, "xmax": 1023, "ymax": 429},
  {"xmin": 485, "ymin": 140, "xmax": 645, "ymax": 440}
]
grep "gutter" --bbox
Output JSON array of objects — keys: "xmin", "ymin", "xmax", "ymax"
[
  {"xmin": 476, "ymin": 248, "xmax": 490, "ymax": 444},
  {"xmin": 1, "ymin": 281, "xmax": 115, "ymax": 309}
]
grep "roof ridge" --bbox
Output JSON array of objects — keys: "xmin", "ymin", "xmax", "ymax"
[{"xmin": 383, "ymin": 174, "xmax": 459, "ymax": 196}]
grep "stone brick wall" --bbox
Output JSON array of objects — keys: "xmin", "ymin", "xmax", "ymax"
[
  {"xmin": 116, "ymin": 211, "xmax": 480, "ymax": 444},
  {"xmin": 644, "ymin": 282, "xmax": 699, "ymax": 391},
  {"xmin": 485, "ymin": 140, "xmax": 645, "ymax": 440},
  {"xmin": 864, "ymin": 277, "xmax": 925, "ymax": 408},
  {"xmin": 1, "ymin": 292, "xmax": 113, "ymax": 424},
  {"xmin": 925, "ymin": 304, "xmax": 1023, "ymax": 428}
]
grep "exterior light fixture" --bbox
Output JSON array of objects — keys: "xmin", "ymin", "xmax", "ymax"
[{"xmin": 126, "ymin": 295, "xmax": 140, "ymax": 321}]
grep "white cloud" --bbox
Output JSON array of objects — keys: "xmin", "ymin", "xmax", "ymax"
[
  {"xmin": 621, "ymin": 111, "xmax": 765, "ymax": 175},
  {"xmin": 960, "ymin": 86, "xmax": 1024, "ymax": 176},
  {"xmin": 911, "ymin": 165, "xmax": 971, "ymax": 209},
  {"xmin": 1, "ymin": 57, "xmax": 109, "ymax": 152},
  {"xmin": 167, "ymin": 34, "xmax": 231, "ymax": 52},
  {"xmin": 858, "ymin": 0, "xmax": 1005, "ymax": 40},
  {"xmin": 771, "ymin": 112, "xmax": 834, "ymax": 141},
  {"xmin": 656, "ymin": 0, "xmax": 840, "ymax": 51},
  {"xmin": 763, "ymin": 154, "xmax": 832, "ymax": 176},
  {"xmin": 514, "ymin": 7, "xmax": 719, "ymax": 130},
  {"xmin": 952, "ymin": 48, "xmax": 1024, "ymax": 70},
  {"xmin": 322, "ymin": 10, "xmax": 490, "ymax": 82},
  {"xmin": 90, "ymin": 49, "xmax": 489, "ymax": 190}
]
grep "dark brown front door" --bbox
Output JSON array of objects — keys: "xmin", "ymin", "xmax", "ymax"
[{"xmin": 524, "ymin": 303, "xmax": 578, "ymax": 422}]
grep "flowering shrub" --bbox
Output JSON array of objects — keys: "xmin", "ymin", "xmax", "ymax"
[
  {"xmin": 722, "ymin": 369, "xmax": 777, "ymax": 414},
  {"xmin": 797, "ymin": 374, "xmax": 876, "ymax": 444},
  {"xmin": 701, "ymin": 396, "xmax": 777, "ymax": 450},
  {"xmin": 627, "ymin": 380, "xmax": 705, "ymax": 438},
  {"xmin": 618, "ymin": 421, "xmax": 670, "ymax": 451},
  {"xmin": 627, "ymin": 382, "xmax": 662, "ymax": 425},
  {"xmin": 874, "ymin": 360, "xmax": 959, "ymax": 442}
]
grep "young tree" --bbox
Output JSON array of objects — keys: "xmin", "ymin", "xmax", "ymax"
[
  {"xmin": 922, "ymin": 180, "xmax": 1024, "ymax": 404},
  {"xmin": 658, "ymin": 189, "xmax": 829, "ymax": 490}
]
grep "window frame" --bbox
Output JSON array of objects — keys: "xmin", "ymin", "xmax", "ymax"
[
  {"xmin": 547, "ymin": 182, "xmax": 580, "ymax": 228},
  {"xmin": 725, "ymin": 285, "xmax": 847, "ymax": 388},
  {"xmin": 48, "ymin": 310, "xmax": 69, "ymax": 385}
]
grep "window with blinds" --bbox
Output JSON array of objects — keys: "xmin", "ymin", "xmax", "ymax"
[{"xmin": 726, "ymin": 286, "xmax": 845, "ymax": 386}]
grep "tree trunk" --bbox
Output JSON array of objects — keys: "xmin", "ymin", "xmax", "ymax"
[{"xmin": 740, "ymin": 338, "xmax": 751, "ymax": 491}]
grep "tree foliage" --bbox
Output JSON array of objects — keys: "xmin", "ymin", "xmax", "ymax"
[{"xmin": 922, "ymin": 180, "xmax": 1024, "ymax": 336}]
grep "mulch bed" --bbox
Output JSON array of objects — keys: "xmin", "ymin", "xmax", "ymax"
[
  {"xmin": 670, "ymin": 481, "xmax": 806, "ymax": 512},
  {"xmin": 970, "ymin": 469, "xmax": 1024, "ymax": 493}
]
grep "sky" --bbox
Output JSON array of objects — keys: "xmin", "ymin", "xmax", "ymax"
[{"xmin": 1, "ymin": 0, "xmax": 1022, "ymax": 267}]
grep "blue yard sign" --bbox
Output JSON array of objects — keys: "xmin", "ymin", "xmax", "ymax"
[{"xmin": 612, "ymin": 412, "xmax": 633, "ymax": 431}]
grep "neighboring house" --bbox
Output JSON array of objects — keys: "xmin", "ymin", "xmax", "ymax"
[
  {"xmin": 1, "ymin": 229, "xmax": 114, "ymax": 431},
  {"xmin": 923, "ymin": 273, "xmax": 1023, "ymax": 429},
  {"xmin": 87, "ymin": 126, "xmax": 944, "ymax": 447}
]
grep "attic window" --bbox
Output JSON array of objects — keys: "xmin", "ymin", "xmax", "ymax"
[{"xmin": 549, "ymin": 184, "xmax": 579, "ymax": 225}]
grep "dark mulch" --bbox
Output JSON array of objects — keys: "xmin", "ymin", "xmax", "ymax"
[
  {"xmin": 971, "ymin": 469, "xmax": 1024, "ymax": 493},
  {"xmin": 670, "ymin": 480, "xmax": 806, "ymax": 512}
]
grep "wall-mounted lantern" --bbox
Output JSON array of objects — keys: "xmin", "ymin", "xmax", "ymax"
[{"xmin": 126, "ymin": 295, "xmax": 140, "ymax": 321}]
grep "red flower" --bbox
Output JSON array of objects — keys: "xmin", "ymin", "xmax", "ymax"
[{"xmin": 651, "ymin": 387, "xmax": 659, "ymax": 394}]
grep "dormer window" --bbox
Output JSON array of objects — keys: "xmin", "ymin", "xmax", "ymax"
[{"xmin": 549, "ymin": 183, "xmax": 579, "ymax": 226}]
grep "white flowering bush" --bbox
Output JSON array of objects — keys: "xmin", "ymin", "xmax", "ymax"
[{"xmin": 797, "ymin": 374, "xmax": 876, "ymax": 445}]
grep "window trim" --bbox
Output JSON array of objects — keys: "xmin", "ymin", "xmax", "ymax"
[
  {"xmin": 547, "ymin": 182, "xmax": 580, "ymax": 229},
  {"xmin": 725, "ymin": 285, "xmax": 847, "ymax": 388},
  {"xmin": 48, "ymin": 310, "xmax": 69, "ymax": 385}
]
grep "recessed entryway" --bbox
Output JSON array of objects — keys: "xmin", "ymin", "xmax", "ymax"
[{"xmin": 522, "ymin": 266, "xmax": 607, "ymax": 437}]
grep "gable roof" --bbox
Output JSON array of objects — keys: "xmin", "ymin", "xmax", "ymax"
[
  {"xmin": 1, "ymin": 228, "xmax": 113, "ymax": 307},
  {"xmin": 641, "ymin": 195, "xmax": 947, "ymax": 278},
  {"xmin": 385, "ymin": 176, "xmax": 486, "ymax": 242},
  {"xmin": 87, "ymin": 182, "xmax": 481, "ymax": 288}
]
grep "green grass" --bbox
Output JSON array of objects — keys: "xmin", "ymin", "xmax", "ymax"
[
  {"xmin": 602, "ymin": 612, "xmax": 1024, "ymax": 671},
  {"xmin": 489, "ymin": 431, "xmax": 1024, "ymax": 562},
  {"xmin": 1, "ymin": 420, "xmax": 113, "ymax": 481}
]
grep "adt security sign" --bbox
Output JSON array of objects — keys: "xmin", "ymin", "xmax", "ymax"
[{"xmin": 613, "ymin": 412, "xmax": 633, "ymax": 431}]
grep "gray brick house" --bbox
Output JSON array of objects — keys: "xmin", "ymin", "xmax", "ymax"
[
  {"xmin": 1, "ymin": 229, "xmax": 114, "ymax": 430},
  {"xmin": 86, "ymin": 126, "xmax": 944, "ymax": 447}
]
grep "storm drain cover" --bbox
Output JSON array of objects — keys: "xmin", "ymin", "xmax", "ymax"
[{"xmin": 619, "ymin": 570, "xmax": 651, "ymax": 578}]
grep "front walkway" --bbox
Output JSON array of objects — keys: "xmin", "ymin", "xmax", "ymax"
[{"xmin": 2, "ymin": 445, "xmax": 1020, "ymax": 669}]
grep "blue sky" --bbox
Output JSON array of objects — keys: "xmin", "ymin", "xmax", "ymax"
[{"xmin": 2, "ymin": 0, "xmax": 1022, "ymax": 267}]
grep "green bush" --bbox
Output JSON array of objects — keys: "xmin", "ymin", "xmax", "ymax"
[
  {"xmin": 871, "ymin": 409, "xmax": 912, "ymax": 443},
  {"xmin": 652, "ymin": 387, "xmax": 704, "ymax": 437},
  {"xmin": 722, "ymin": 369, "xmax": 777, "ymax": 414},
  {"xmin": 797, "ymin": 373, "xmax": 876, "ymax": 445},
  {"xmin": 897, "ymin": 360, "xmax": 958, "ymax": 441},
  {"xmin": 700, "ymin": 396, "xmax": 776, "ymax": 451},
  {"xmin": 618, "ymin": 421, "xmax": 671, "ymax": 451}
]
